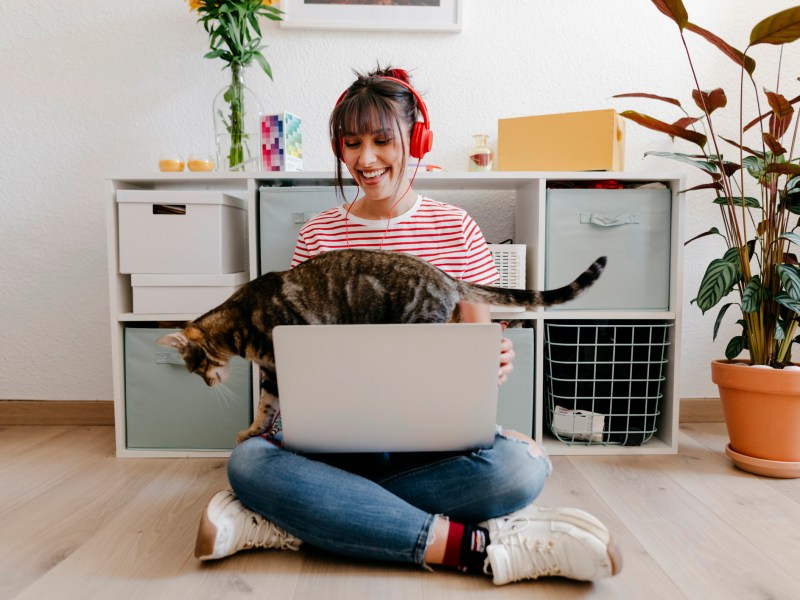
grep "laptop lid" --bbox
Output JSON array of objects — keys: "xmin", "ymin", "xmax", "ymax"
[{"xmin": 273, "ymin": 323, "xmax": 502, "ymax": 453}]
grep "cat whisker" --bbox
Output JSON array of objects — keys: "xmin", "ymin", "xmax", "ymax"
[{"xmin": 212, "ymin": 382, "xmax": 243, "ymax": 410}]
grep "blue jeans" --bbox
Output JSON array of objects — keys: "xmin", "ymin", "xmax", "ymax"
[{"xmin": 227, "ymin": 430, "xmax": 552, "ymax": 565}]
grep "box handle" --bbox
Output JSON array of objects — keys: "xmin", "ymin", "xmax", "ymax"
[
  {"xmin": 580, "ymin": 212, "xmax": 639, "ymax": 227},
  {"xmin": 155, "ymin": 351, "xmax": 186, "ymax": 366},
  {"xmin": 153, "ymin": 204, "xmax": 187, "ymax": 215},
  {"xmin": 292, "ymin": 211, "xmax": 321, "ymax": 224}
]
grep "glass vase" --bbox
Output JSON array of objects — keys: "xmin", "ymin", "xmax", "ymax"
[
  {"xmin": 213, "ymin": 64, "xmax": 263, "ymax": 172},
  {"xmin": 468, "ymin": 133, "xmax": 494, "ymax": 172}
]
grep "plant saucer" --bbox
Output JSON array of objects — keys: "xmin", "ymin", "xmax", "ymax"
[{"xmin": 725, "ymin": 443, "xmax": 800, "ymax": 479}]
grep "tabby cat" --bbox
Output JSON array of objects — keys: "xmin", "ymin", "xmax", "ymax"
[{"xmin": 157, "ymin": 248, "xmax": 606, "ymax": 443}]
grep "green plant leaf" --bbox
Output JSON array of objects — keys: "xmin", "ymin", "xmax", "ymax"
[
  {"xmin": 253, "ymin": 51, "xmax": 273, "ymax": 79},
  {"xmin": 651, "ymin": 0, "xmax": 688, "ymax": 29},
  {"xmin": 681, "ymin": 182, "xmax": 723, "ymax": 194},
  {"xmin": 686, "ymin": 22, "xmax": 756, "ymax": 75},
  {"xmin": 645, "ymin": 151, "xmax": 720, "ymax": 177},
  {"xmin": 697, "ymin": 259, "xmax": 738, "ymax": 313},
  {"xmin": 776, "ymin": 292, "xmax": 800, "ymax": 314},
  {"xmin": 612, "ymin": 92, "xmax": 682, "ymax": 107},
  {"xmin": 742, "ymin": 275, "xmax": 763, "ymax": 312},
  {"xmin": 685, "ymin": 226, "xmax": 722, "ymax": 245},
  {"xmin": 777, "ymin": 264, "xmax": 800, "ymax": 300},
  {"xmin": 247, "ymin": 11, "xmax": 261, "ymax": 37},
  {"xmin": 620, "ymin": 111, "xmax": 707, "ymax": 148},
  {"xmin": 751, "ymin": 7, "xmax": 800, "ymax": 46},
  {"xmin": 780, "ymin": 232, "xmax": 800, "ymax": 248},
  {"xmin": 725, "ymin": 336, "xmax": 747, "ymax": 359},
  {"xmin": 692, "ymin": 88, "xmax": 727, "ymax": 114},
  {"xmin": 784, "ymin": 191, "xmax": 800, "ymax": 214},
  {"xmin": 723, "ymin": 245, "xmax": 746, "ymax": 268},
  {"xmin": 713, "ymin": 302, "xmax": 737, "ymax": 340},
  {"xmin": 713, "ymin": 196, "xmax": 761, "ymax": 208},
  {"xmin": 744, "ymin": 155, "xmax": 767, "ymax": 180}
]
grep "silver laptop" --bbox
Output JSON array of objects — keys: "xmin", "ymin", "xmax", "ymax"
[{"xmin": 273, "ymin": 323, "xmax": 502, "ymax": 453}]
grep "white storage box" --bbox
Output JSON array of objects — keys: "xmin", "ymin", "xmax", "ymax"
[
  {"xmin": 488, "ymin": 244, "xmax": 526, "ymax": 289},
  {"xmin": 117, "ymin": 190, "xmax": 247, "ymax": 274},
  {"xmin": 131, "ymin": 272, "xmax": 248, "ymax": 315},
  {"xmin": 545, "ymin": 188, "xmax": 671, "ymax": 310},
  {"xmin": 488, "ymin": 243, "xmax": 526, "ymax": 313}
]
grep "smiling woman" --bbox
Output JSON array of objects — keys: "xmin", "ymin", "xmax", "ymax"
[{"xmin": 187, "ymin": 65, "xmax": 622, "ymax": 586}]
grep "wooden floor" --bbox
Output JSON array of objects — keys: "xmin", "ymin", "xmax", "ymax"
[{"xmin": 1, "ymin": 424, "xmax": 799, "ymax": 600}]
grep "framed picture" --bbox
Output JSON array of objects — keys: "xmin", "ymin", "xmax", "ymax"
[{"xmin": 279, "ymin": 0, "xmax": 462, "ymax": 33}]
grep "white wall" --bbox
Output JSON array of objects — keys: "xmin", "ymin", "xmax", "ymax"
[{"xmin": 2, "ymin": 0, "xmax": 798, "ymax": 401}]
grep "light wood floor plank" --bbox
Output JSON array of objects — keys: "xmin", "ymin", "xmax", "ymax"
[
  {"xmin": 4, "ymin": 425, "xmax": 799, "ymax": 599},
  {"xmin": 0, "ymin": 427, "xmax": 114, "ymax": 520},
  {"xmin": 569, "ymin": 442, "xmax": 800, "ymax": 599},
  {"xmin": 683, "ymin": 422, "xmax": 800, "ymax": 505},
  {"xmin": 537, "ymin": 457, "xmax": 684, "ymax": 599}
]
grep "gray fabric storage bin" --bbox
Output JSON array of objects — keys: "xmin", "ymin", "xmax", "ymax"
[
  {"xmin": 125, "ymin": 327, "xmax": 252, "ymax": 450},
  {"xmin": 545, "ymin": 188, "xmax": 671, "ymax": 310},
  {"xmin": 496, "ymin": 327, "xmax": 534, "ymax": 437},
  {"xmin": 259, "ymin": 186, "xmax": 355, "ymax": 274}
]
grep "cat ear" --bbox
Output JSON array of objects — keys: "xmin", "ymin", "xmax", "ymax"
[{"xmin": 156, "ymin": 332, "xmax": 189, "ymax": 350}]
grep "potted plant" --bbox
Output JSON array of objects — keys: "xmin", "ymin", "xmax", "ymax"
[
  {"xmin": 187, "ymin": 0, "xmax": 283, "ymax": 171},
  {"xmin": 615, "ymin": 0, "xmax": 800, "ymax": 477}
]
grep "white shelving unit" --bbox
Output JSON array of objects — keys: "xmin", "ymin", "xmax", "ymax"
[{"xmin": 106, "ymin": 171, "xmax": 684, "ymax": 457}]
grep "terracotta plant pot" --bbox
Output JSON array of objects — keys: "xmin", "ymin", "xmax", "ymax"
[{"xmin": 711, "ymin": 360, "xmax": 800, "ymax": 477}]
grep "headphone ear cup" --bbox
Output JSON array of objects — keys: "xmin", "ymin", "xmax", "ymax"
[{"xmin": 409, "ymin": 122, "xmax": 433, "ymax": 159}]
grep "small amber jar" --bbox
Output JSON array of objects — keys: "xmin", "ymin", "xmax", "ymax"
[
  {"xmin": 187, "ymin": 153, "xmax": 215, "ymax": 172},
  {"xmin": 159, "ymin": 154, "xmax": 185, "ymax": 172}
]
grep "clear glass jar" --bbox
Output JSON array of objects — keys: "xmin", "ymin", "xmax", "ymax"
[
  {"xmin": 468, "ymin": 134, "xmax": 493, "ymax": 172},
  {"xmin": 213, "ymin": 64, "xmax": 263, "ymax": 172}
]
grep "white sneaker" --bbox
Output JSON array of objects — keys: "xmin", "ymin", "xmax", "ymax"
[
  {"xmin": 480, "ymin": 504, "xmax": 622, "ymax": 585},
  {"xmin": 194, "ymin": 490, "xmax": 302, "ymax": 560}
]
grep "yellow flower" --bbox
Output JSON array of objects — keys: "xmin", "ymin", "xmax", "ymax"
[{"xmin": 187, "ymin": 0, "xmax": 276, "ymax": 9}]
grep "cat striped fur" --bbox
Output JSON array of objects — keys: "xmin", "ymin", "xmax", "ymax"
[{"xmin": 158, "ymin": 249, "xmax": 606, "ymax": 442}]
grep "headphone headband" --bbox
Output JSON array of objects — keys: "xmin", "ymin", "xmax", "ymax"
[{"xmin": 333, "ymin": 75, "xmax": 433, "ymax": 160}]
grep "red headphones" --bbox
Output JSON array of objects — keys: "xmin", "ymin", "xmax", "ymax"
[{"xmin": 333, "ymin": 76, "xmax": 433, "ymax": 160}]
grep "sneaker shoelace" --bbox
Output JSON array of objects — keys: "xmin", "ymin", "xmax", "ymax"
[
  {"xmin": 240, "ymin": 514, "xmax": 296, "ymax": 551},
  {"xmin": 486, "ymin": 518, "xmax": 562, "ymax": 580}
]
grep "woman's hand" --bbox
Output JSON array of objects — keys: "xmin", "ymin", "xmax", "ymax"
[
  {"xmin": 498, "ymin": 335, "xmax": 515, "ymax": 386},
  {"xmin": 458, "ymin": 301, "xmax": 516, "ymax": 385}
]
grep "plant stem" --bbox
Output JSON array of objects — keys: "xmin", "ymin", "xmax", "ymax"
[{"xmin": 228, "ymin": 63, "xmax": 245, "ymax": 170}]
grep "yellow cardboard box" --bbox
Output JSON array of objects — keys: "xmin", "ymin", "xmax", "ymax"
[{"xmin": 497, "ymin": 108, "xmax": 625, "ymax": 172}]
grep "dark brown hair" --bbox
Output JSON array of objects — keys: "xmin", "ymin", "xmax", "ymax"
[{"xmin": 329, "ymin": 66, "xmax": 422, "ymax": 200}]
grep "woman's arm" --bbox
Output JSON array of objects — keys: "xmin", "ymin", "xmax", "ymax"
[{"xmin": 458, "ymin": 301, "xmax": 515, "ymax": 385}]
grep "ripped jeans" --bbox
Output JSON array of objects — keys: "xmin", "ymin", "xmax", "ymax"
[{"xmin": 227, "ymin": 429, "xmax": 552, "ymax": 565}]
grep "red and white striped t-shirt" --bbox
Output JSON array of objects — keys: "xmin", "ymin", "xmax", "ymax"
[{"xmin": 291, "ymin": 194, "xmax": 499, "ymax": 285}]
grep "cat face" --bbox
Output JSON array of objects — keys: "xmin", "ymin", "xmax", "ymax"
[{"xmin": 157, "ymin": 330, "xmax": 231, "ymax": 386}]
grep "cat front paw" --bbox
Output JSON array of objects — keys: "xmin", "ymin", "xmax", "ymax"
[{"xmin": 235, "ymin": 426, "xmax": 260, "ymax": 444}]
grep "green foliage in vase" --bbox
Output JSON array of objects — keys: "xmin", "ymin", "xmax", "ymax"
[
  {"xmin": 616, "ymin": 1, "xmax": 800, "ymax": 367},
  {"xmin": 187, "ymin": 1, "xmax": 283, "ymax": 170}
]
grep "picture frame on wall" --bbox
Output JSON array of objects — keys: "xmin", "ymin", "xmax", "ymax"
[{"xmin": 279, "ymin": 0, "xmax": 462, "ymax": 33}]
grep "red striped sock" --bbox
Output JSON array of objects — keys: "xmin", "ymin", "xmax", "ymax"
[{"xmin": 441, "ymin": 521, "xmax": 490, "ymax": 574}]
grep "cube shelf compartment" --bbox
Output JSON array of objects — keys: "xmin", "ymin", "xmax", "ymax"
[
  {"xmin": 543, "ymin": 320, "xmax": 673, "ymax": 447},
  {"xmin": 107, "ymin": 171, "xmax": 684, "ymax": 457}
]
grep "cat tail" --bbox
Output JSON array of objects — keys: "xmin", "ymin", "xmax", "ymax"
[{"xmin": 458, "ymin": 256, "xmax": 607, "ymax": 309}]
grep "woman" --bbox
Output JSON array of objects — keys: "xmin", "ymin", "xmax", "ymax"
[{"xmin": 194, "ymin": 67, "xmax": 622, "ymax": 586}]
